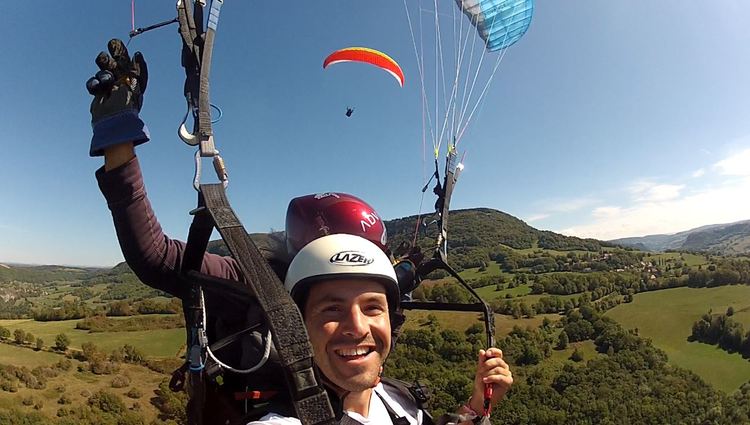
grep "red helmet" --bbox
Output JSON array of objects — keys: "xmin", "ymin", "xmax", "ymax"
[{"xmin": 285, "ymin": 192, "xmax": 389, "ymax": 256}]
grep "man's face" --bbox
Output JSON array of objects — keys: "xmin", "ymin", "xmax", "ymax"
[{"xmin": 304, "ymin": 278, "xmax": 392, "ymax": 393}]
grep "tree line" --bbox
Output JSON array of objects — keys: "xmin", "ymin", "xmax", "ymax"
[
  {"xmin": 690, "ymin": 307, "xmax": 750, "ymax": 358},
  {"xmin": 32, "ymin": 298, "xmax": 181, "ymax": 322},
  {"xmin": 387, "ymin": 302, "xmax": 750, "ymax": 423}
]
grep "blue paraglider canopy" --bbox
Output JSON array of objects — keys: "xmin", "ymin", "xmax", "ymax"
[{"xmin": 456, "ymin": 0, "xmax": 534, "ymax": 52}]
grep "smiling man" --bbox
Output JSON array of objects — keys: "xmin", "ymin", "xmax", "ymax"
[
  {"xmin": 249, "ymin": 234, "xmax": 513, "ymax": 425},
  {"xmin": 87, "ymin": 39, "xmax": 510, "ymax": 425}
]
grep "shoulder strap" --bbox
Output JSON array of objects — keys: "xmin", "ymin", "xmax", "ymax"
[
  {"xmin": 373, "ymin": 390, "xmax": 412, "ymax": 425},
  {"xmin": 181, "ymin": 190, "xmax": 213, "ymax": 425},
  {"xmin": 380, "ymin": 378, "xmax": 431, "ymax": 411},
  {"xmin": 181, "ymin": 184, "xmax": 335, "ymax": 425},
  {"xmin": 380, "ymin": 378, "xmax": 434, "ymax": 425}
]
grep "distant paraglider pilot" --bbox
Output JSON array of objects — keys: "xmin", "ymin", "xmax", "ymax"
[{"xmin": 323, "ymin": 47, "xmax": 404, "ymax": 120}]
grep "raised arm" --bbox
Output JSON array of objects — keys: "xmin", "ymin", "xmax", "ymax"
[
  {"xmin": 97, "ymin": 151, "xmax": 242, "ymax": 297},
  {"xmin": 88, "ymin": 40, "xmax": 242, "ymax": 297}
]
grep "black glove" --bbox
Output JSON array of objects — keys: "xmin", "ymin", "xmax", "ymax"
[{"xmin": 87, "ymin": 39, "xmax": 150, "ymax": 157}]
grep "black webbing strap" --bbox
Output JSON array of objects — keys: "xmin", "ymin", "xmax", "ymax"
[
  {"xmin": 373, "ymin": 391, "xmax": 410, "ymax": 425},
  {"xmin": 177, "ymin": 0, "xmax": 219, "ymax": 155},
  {"xmin": 434, "ymin": 149, "xmax": 460, "ymax": 263},
  {"xmin": 180, "ymin": 191, "xmax": 217, "ymax": 425},
  {"xmin": 183, "ymin": 192, "xmax": 214, "ymax": 273},
  {"xmin": 177, "ymin": 0, "xmax": 201, "ymax": 137},
  {"xmin": 194, "ymin": 183, "xmax": 335, "ymax": 425},
  {"xmin": 376, "ymin": 378, "xmax": 436, "ymax": 425}
]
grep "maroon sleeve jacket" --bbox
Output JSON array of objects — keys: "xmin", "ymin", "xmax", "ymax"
[{"xmin": 96, "ymin": 157, "xmax": 245, "ymax": 297}]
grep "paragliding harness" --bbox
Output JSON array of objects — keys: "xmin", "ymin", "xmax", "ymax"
[
  {"xmin": 130, "ymin": 2, "xmax": 495, "ymax": 424},
  {"xmin": 130, "ymin": 1, "xmax": 336, "ymax": 424},
  {"xmin": 251, "ymin": 377, "xmax": 433, "ymax": 425}
]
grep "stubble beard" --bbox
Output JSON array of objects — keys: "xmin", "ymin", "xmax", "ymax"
[{"xmin": 323, "ymin": 347, "xmax": 387, "ymax": 393}]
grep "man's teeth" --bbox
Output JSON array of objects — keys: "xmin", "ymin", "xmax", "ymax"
[{"xmin": 336, "ymin": 347, "xmax": 371, "ymax": 357}]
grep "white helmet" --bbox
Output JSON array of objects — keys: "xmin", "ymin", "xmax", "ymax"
[{"xmin": 284, "ymin": 234, "xmax": 399, "ymax": 310}]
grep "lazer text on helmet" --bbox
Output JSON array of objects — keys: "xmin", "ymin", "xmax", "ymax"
[{"xmin": 329, "ymin": 251, "xmax": 375, "ymax": 266}]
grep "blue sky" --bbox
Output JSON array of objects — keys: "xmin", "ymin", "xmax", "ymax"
[{"xmin": 2, "ymin": 1, "xmax": 750, "ymax": 267}]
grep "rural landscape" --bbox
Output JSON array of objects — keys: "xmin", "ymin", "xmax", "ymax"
[
  {"xmin": 4, "ymin": 0, "xmax": 749, "ymax": 423},
  {"xmin": 1, "ymin": 208, "xmax": 749, "ymax": 424}
]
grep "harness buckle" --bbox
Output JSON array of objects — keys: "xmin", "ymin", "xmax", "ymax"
[{"xmin": 193, "ymin": 149, "xmax": 229, "ymax": 191}]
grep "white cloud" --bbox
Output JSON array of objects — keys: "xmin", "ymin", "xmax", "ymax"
[
  {"xmin": 525, "ymin": 213, "xmax": 550, "ymax": 223},
  {"xmin": 536, "ymin": 197, "xmax": 599, "ymax": 213},
  {"xmin": 714, "ymin": 148, "xmax": 750, "ymax": 176},
  {"xmin": 560, "ymin": 177, "xmax": 750, "ymax": 240},
  {"xmin": 523, "ymin": 197, "xmax": 599, "ymax": 227},
  {"xmin": 641, "ymin": 184, "xmax": 684, "ymax": 202},
  {"xmin": 591, "ymin": 206, "xmax": 621, "ymax": 219},
  {"xmin": 628, "ymin": 180, "xmax": 684, "ymax": 202},
  {"xmin": 530, "ymin": 148, "xmax": 750, "ymax": 240}
]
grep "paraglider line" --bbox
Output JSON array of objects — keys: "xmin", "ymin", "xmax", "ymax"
[
  {"xmin": 403, "ymin": 0, "xmax": 438, "ymax": 158},
  {"xmin": 433, "ymin": 0, "xmax": 439, "ymax": 156},
  {"xmin": 455, "ymin": 21, "xmax": 496, "ymax": 139},
  {"xmin": 438, "ymin": 2, "xmax": 475, "ymax": 158},
  {"xmin": 405, "ymin": 0, "xmax": 439, "ymax": 242},
  {"xmin": 433, "ymin": 0, "xmax": 450, "ymax": 125},
  {"xmin": 456, "ymin": 47, "xmax": 508, "ymax": 144},
  {"xmin": 131, "ymin": 0, "xmax": 135, "ymax": 32},
  {"xmin": 455, "ymin": 10, "xmax": 512, "ymax": 145}
]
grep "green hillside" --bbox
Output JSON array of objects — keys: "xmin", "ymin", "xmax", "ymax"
[
  {"xmin": 386, "ymin": 208, "xmax": 606, "ymax": 253},
  {"xmin": 682, "ymin": 221, "xmax": 750, "ymax": 254},
  {"xmin": 3, "ymin": 208, "xmax": 750, "ymax": 423},
  {"xmin": 606, "ymin": 286, "xmax": 750, "ymax": 392},
  {"xmin": 0, "ymin": 318, "xmax": 184, "ymax": 358},
  {"xmin": 611, "ymin": 220, "xmax": 750, "ymax": 255}
]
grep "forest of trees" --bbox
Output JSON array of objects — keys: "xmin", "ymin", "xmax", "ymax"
[
  {"xmin": 3, "ymin": 209, "xmax": 750, "ymax": 423},
  {"xmin": 691, "ymin": 307, "xmax": 750, "ymax": 358},
  {"xmin": 29, "ymin": 298, "xmax": 181, "ymax": 322},
  {"xmin": 388, "ymin": 304, "xmax": 750, "ymax": 423},
  {"xmin": 0, "ymin": 337, "xmax": 184, "ymax": 425}
]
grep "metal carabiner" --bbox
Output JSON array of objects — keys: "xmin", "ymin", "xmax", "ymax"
[
  {"xmin": 193, "ymin": 149, "xmax": 229, "ymax": 191},
  {"xmin": 179, "ymin": 101, "xmax": 200, "ymax": 146}
]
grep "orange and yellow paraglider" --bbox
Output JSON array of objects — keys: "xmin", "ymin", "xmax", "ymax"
[{"xmin": 323, "ymin": 47, "xmax": 405, "ymax": 87}]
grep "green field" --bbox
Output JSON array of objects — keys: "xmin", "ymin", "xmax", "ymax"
[
  {"xmin": 475, "ymin": 282, "xmax": 580, "ymax": 304},
  {"xmin": 0, "ymin": 343, "xmax": 62, "ymax": 368},
  {"xmin": 0, "ymin": 317, "xmax": 185, "ymax": 358},
  {"xmin": 401, "ymin": 310, "xmax": 559, "ymax": 337},
  {"xmin": 548, "ymin": 340, "xmax": 599, "ymax": 364},
  {"xmin": 514, "ymin": 247, "xmax": 592, "ymax": 257},
  {"xmin": 0, "ymin": 345, "xmax": 166, "ymax": 422},
  {"xmin": 606, "ymin": 285, "xmax": 750, "ymax": 393},
  {"xmin": 648, "ymin": 252, "xmax": 710, "ymax": 267},
  {"xmin": 475, "ymin": 282, "xmax": 533, "ymax": 300},
  {"xmin": 459, "ymin": 261, "xmax": 505, "ymax": 280}
]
